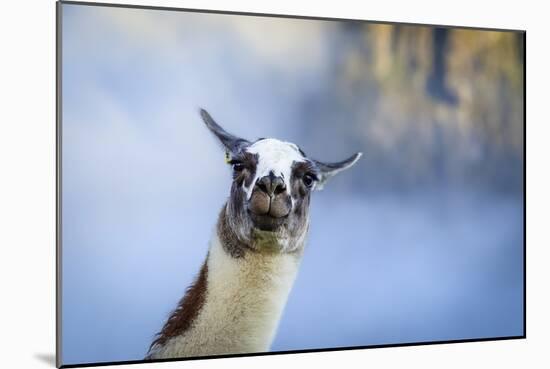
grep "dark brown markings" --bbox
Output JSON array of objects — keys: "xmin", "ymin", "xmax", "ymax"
[
  {"xmin": 285, "ymin": 161, "xmax": 315, "ymax": 244},
  {"xmin": 291, "ymin": 161, "xmax": 319, "ymax": 197},
  {"xmin": 230, "ymin": 151, "xmax": 258, "ymax": 188},
  {"xmin": 148, "ymin": 260, "xmax": 209, "ymax": 353}
]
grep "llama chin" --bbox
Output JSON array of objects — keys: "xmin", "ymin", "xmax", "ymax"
[{"xmin": 146, "ymin": 109, "xmax": 361, "ymax": 359}]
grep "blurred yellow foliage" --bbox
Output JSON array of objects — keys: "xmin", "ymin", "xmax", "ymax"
[{"xmin": 305, "ymin": 24, "xmax": 524, "ymax": 192}]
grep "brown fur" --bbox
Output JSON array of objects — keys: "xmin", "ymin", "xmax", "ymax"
[
  {"xmin": 217, "ymin": 205, "xmax": 250, "ymax": 258},
  {"xmin": 231, "ymin": 152, "xmax": 258, "ymax": 188},
  {"xmin": 148, "ymin": 260, "xmax": 209, "ymax": 352}
]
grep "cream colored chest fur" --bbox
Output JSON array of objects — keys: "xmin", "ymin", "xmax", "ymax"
[{"xmin": 150, "ymin": 234, "xmax": 300, "ymax": 358}]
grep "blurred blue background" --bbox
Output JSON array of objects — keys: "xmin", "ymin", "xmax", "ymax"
[{"xmin": 61, "ymin": 4, "xmax": 524, "ymax": 366}]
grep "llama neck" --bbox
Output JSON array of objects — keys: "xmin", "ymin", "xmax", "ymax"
[{"xmin": 150, "ymin": 227, "xmax": 304, "ymax": 359}]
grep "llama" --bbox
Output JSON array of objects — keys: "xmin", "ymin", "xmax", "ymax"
[{"xmin": 146, "ymin": 109, "xmax": 361, "ymax": 359}]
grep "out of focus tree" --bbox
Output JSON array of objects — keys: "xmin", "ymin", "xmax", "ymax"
[{"xmin": 298, "ymin": 24, "xmax": 524, "ymax": 195}]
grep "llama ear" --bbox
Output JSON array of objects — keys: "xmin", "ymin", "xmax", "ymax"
[
  {"xmin": 313, "ymin": 152, "xmax": 362, "ymax": 190},
  {"xmin": 200, "ymin": 109, "xmax": 250, "ymax": 155}
]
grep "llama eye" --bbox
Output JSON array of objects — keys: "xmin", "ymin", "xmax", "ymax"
[
  {"xmin": 302, "ymin": 173, "xmax": 315, "ymax": 188},
  {"xmin": 232, "ymin": 162, "xmax": 245, "ymax": 172}
]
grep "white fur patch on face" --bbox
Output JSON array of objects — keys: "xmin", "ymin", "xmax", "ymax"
[{"xmin": 245, "ymin": 138, "xmax": 306, "ymax": 199}]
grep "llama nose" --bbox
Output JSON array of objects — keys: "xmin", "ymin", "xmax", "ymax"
[{"xmin": 256, "ymin": 174, "xmax": 286, "ymax": 197}]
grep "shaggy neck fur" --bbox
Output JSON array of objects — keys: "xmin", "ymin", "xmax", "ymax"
[{"xmin": 147, "ymin": 204, "xmax": 306, "ymax": 359}]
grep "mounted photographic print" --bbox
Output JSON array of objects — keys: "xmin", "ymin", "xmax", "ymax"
[{"xmin": 56, "ymin": 1, "xmax": 525, "ymax": 367}]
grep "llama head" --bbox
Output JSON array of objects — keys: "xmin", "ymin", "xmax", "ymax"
[{"xmin": 201, "ymin": 109, "xmax": 361, "ymax": 254}]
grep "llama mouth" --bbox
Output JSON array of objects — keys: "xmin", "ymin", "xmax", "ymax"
[{"xmin": 248, "ymin": 211, "xmax": 287, "ymax": 232}]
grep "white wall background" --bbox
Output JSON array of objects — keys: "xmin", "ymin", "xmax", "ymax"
[{"xmin": 0, "ymin": 0, "xmax": 547, "ymax": 369}]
